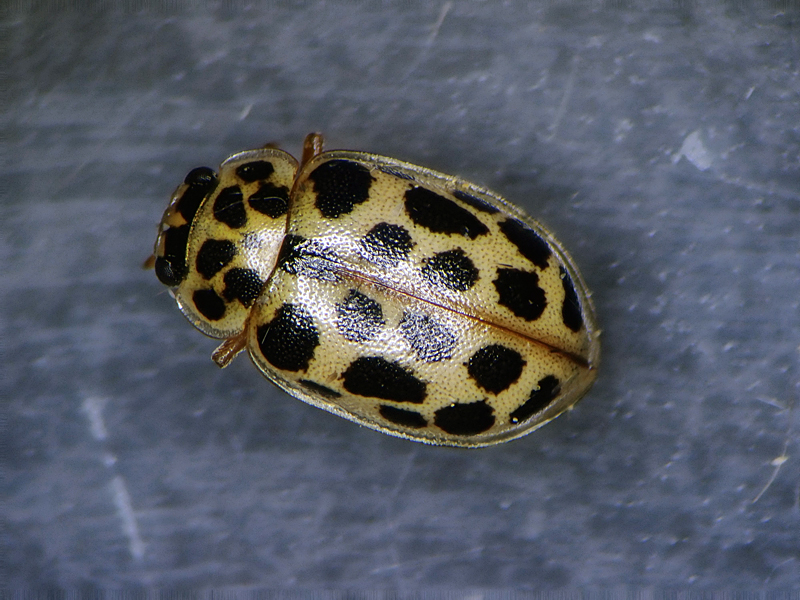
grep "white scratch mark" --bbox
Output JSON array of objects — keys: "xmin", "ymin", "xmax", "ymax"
[
  {"xmin": 81, "ymin": 396, "xmax": 108, "ymax": 441},
  {"xmin": 614, "ymin": 118, "xmax": 633, "ymax": 143},
  {"xmin": 752, "ymin": 439, "xmax": 790, "ymax": 504},
  {"xmin": 764, "ymin": 556, "xmax": 796, "ymax": 584},
  {"xmin": 546, "ymin": 55, "xmax": 579, "ymax": 142},
  {"xmin": 402, "ymin": 1, "xmax": 453, "ymax": 80},
  {"xmin": 239, "ymin": 103, "xmax": 253, "ymax": 121},
  {"xmin": 59, "ymin": 91, "xmax": 156, "ymax": 192},
  {"xmin": 427, "ymin": 1, "xmax": 452, "ymax": 47},
  {"xmin": 371, "ymin": 545, "xmax": 485, "ymax": 575},
  {"xmin": 643, "ymin": 31, "xmax": 661, "ymax": 43},
  {"xmin": 672, "ymin": 130, "xmax": 712, "ymax": 171},
  {"xmin": 112, "ymin": 476, "xmax": 146, "ymax": 560},
  {"xmin": 745, "ymin": 86, "xmax": 755, "ymax": 100},
  {"xmin": 755, "ymin": 396, "xmax": 787, "ymax": 410},
  {"xmin": 716, "ymin": 172, "xmax": 800, "ymax": 200},
  {"xmin": 383, "ymin": 449, "xmax": 417, "ymax": 585}
]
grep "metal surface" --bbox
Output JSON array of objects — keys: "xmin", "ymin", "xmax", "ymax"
[{"xmin": 5, "ymin": 2, "xmax": 799, "ymax": 590}]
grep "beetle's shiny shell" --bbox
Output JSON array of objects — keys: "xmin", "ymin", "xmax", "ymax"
[{"xmin": 153, "ymin": 134, "xmax": 600, "ymax": 447}]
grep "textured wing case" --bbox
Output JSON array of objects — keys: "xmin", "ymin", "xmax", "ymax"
[{"xmin": 244, "ymin": 151, "xmax": 599, "ymax": 447}]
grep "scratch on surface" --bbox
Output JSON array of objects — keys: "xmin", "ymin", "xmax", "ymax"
[
  {"xmin": 371, "ymin": 545, "xmax": 485, "ymax": 575},
  {"xmin": 82, "ymin": 394, "xmax": 147, "ymax": 560},
  {"xmin": 752, "ymin": 438, "xmax": 790, "ymax": 504},
  {"xmin": 403, "ymin": 1, "xmax": 453, "ymax": 80},
  {"xmin": 112, "ymin": 476, "xmax": 146, "ymax": 560},
  {"xmin": 795, "ymin": 480, "xmax": 800, "ymax": 512},
  {"xmin": 81, "ymin": 396, "xmax": 108, "ymax": 441},
  {"xmin": 670, "ymin": 130, "xmax": 797, "ymax": 199},
  {"xmin": 427, "ymin": 1, "xmax": 452, "ymax": 47},
  {"xmin": 239, "ymin": 103, "xmax": 253, "ymax": 121},
  {"xmin": 755, "ymin": 396, "xmax": 786, "ymax": 410},
  {"xmin": 716, "ymin": 172, "xmax": 800, "ymax": 201},
  {"xmin": 383, "ymin": 449, "xmax": 417, "ymax": 583},
  {"xmin": 59, "ymin": 91, "xmax": 156, "ymax": 192},
  {"xmin": 545, "ymin": 54, "xmax": 579, "ymax": 142},
  {"xmin": 764, "ymin": 556, "xmax": 796, "ymax": 584}
]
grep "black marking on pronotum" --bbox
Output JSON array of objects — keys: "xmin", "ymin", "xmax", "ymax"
[
  {"xmin": 434, "ymin": 400, "xmax": 495, "ymax": 436},
  {"xmin": 195, "ymin": 239, "xmax": 237, "ymax": 280},
  {"xmin": 310, "ymin": 159, "xmax": 375, "ymax": 218},
  {"xmin": 257, "ymin": 303, "xmax": 319, "ymax": 372},
  {"xmin": 235, "ymin": 160, "xmax": 275, "ymax": 183},
  {"xmin": 213, "ymin": 185, "xmax": 247, "ymax": 229},
  {"xmin": 155, "ymin": 225, "xmax": 190, "ymax": 286},
  {"xmin": 192, "ymin": 288, "xmax": 226, "ymax": 321},
  {"xmin": 178, "ymin": 166, "xmax": 218, "ymax": 221},
  {"xmin": 404, "ymin": 186, "xmax": 489, "ymax": 239},
  {"xmin": 248, "ymin": 182, "xmax": 290, "ymax": 218},
  {"xmin": 222, "ymin": 268, "xmax": 263, "ymax": 307}
]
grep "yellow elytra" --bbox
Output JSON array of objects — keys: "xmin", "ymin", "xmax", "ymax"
[{"xmin": 151, "ymin": 133, "xmax": 600, "ymax": 447}]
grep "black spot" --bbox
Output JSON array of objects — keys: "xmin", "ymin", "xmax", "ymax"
[
  {"xmin": 434, "ymin": 400, "xmax": 495, "ymax": 436},
  {"xmin": 493, "ymin": 268, "xmax": 547, "ymax": 321},
  {"xmin": 195, "ymin": 239, "xmax": 236, "ymax": 280},
  {"xmin": 155, "ymin": 225, "xmax": 190, "ymax": 286},
  {"xmin": 336, "ymin": 290, "xmax": 384, "ymax": 342},
  {"xmin": 560, "ymin": 267, "xmax": 584, "ymax": 332},
  {"xmin": 276, "ymin": 234, "xmax": 305, "ymax": 270},
  {"xmin": 405, "ymin": 186, "xmax": 489, "ymax": 239},
  {"xmin": 300, "ymin": 379, "xmax": 342, "ymax": 399},
  {"xmin": 452, "ymin": 189, "xmax": 499, "ymax": 214},
  {"xmin": 510, "ymin": 375, "xmax": 561, "ymax": 424},
  {"xmin": 360, "ymin": 222, "xmax": 414, "ymax": 267},
  {"xmin": 155, "ymin": 256, "xmax": 183, "ymax": 287},
  {"xmin": 277, "ymin": 234, "xmax": 341, "ymax": 282},
  {"xmin": 222, "ymin": 268, "xmax": 263, "ymax": 307},
  {"xmin": 379, "ymin": 405, "xmax": 427, "ymax": 429},
  {"xmin": 379, "ymin": 166, "xmax": 415, "ymax": 181},
  {"xmin": 178, "ymin": 167, "xmax": 218, "ymax": 222},
  {"xmin": 185, "ymin": 166, "xmax": 217, "ymax": 187},
  {"xmin": 342, "ymin": 357, "xmax": 426, "ymax": 404},
  {"xmin": 467, "ymin": 344, "xmax": 526, "ymax": 394},
  {"xmin": 235, "ymin": 160, "xmax": 274, "ymax": 183},
  {"xmin": 399, "ymin": 312, "xmax": 457, "ymax": 362},
  {"xmin": 213, "ymin": 185, "xmax": 247, "ymax": 229},
  {"xmin": 192, "ymin": 289, "xmax": 226, "ymax": 321},
  {"xmin": 248, "ymin": 182, "xmax": 290, "ymax": 218},
  {"xmin": 499, "ymin": 219, "xmax": 552, "ymax": 270},
  {"xmin": 309, "ymin": 159, "xmax": 375, "ymax": 218},
  {"xmin": 422, "ymin": 249, "xmax": 479, "ymax": 292},
  {"xmin": 257, "ymin": 303, "xmax": 319, "ymax": 372}
]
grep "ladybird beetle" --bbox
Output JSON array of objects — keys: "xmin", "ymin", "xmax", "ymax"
[{"xmin": 150, "ymin": 133, "xmax": 600, "ymax": 447}]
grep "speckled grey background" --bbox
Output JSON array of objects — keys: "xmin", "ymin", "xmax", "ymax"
[{"xmin": 4, "ymin": 0, "xmax": 800, "ymax": 591}]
